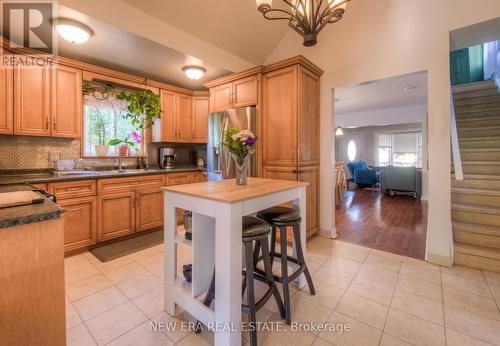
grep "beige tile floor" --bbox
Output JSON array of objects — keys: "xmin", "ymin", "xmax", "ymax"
[{"xmin": 64, "ymin": 237, "xmax": 500, "ymax": 346}]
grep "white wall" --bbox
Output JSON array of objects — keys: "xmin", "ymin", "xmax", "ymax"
[
  {"xmin": 336, "ymin": 104, "xmax": 428, "ymax": 128},
  {"xmin": 265, "ymin": 0, "xmax": 500, "ymax": 265}
]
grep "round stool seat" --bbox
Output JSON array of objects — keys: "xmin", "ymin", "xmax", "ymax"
[
  {"xmin": 257, "ymin": 206, "xmax": 301, "ymax": 224},
  {"xmin": 242, "ymin": 216, "xmax": 270, "ymax": 239}
]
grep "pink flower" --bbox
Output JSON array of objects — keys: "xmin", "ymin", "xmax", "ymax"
[{"xmin": 131, "ymin": 131, "xmax": 142, "ymax": 144}]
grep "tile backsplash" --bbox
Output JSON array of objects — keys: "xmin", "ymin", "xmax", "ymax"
[
  {"xmin": 0, "ymin": 135, "xmax": 207, "ymax": 170},
  {"xmin": 0, "ymin": 135, "xmax": 80, "ymax": 169}
]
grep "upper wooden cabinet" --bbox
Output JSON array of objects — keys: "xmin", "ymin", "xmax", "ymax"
[
  {"xmin": 14, "ymin": 63, "xmax": 82, "ymax": 138},
  {"xmin": 0, "ymin": 49, "xmax": 13, "ymax": 135},
  {"xmin": 14, "ymin": 64, "xmax": 52, "ymax": 136},
  {"xmin": 192, "ymin": 96, "xmax": 209, "ymax": 142},
  {"xmin": 52, "ymin": 65, "xmax": 82, "ymax": 138},
  {"xmin": 208, "ymin": 74, "xmax": 259, "ymax": 112},
  {"xmin": 153, "ymin": 91, "xmax": 209, "ymax": 143},
  {"xmin": 262, "ymin": 64, "xmax": 320, "ymax": 167}
]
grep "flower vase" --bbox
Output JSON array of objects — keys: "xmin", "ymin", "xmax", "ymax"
[
  {"xmin": 119, "ymin": 144, "xmax": 130, "ymax": 157},
  {"xmin": 231, "ymin": 154, "xmax": 249, "ymax": 185}
]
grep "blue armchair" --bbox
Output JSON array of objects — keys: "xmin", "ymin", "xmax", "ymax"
[{"xmin": 346, "ymin": 161, "xmax": 380, "ymax": 186}]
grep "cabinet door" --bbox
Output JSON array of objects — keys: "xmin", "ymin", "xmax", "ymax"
[
  {"xmin": 98, "ymin": 192, "xmax": 136, "ymax": 240},
  {"xmin": 0, "ymin": 49, "xmax": 13, "ymax": 134},
  {"xmin": 297, "ymin": 67, "xmax": 320, "ymax": 166},
  {"xmin": 52, "ymin": 65, "xmax": 82, "ymax": 138},
  {"xmin": 59, "ymin": 196, "xmax": 97, "ymax": 252},
  {"xmin": 210, "ymin": 83, "xmax": 232, "ymax": 112},
  {"xmin": 262, "ymin": 66, "xmax": 297, "ymax": 166},
  {"xmin": 299, "ymin": 166, "xmax": 319, "ymax": 237},
  {"xmin": 14, "ymin": 64, "xmax": 52, "ymax": 136},
  {"xmin": 232, "ymin": 75, "xmax": 258, "ymax": 107},
  {"xmin": 159, "ymin": 90, "xmax": 176, "ymax": 142},
  {"xmin": 192, "ymin": 96, "xmax": 209, "ymax": 142},
  {"xmin": 262, "ymin": 165, "xmax": 297, "ymax": 182},
  {"xmin": 136, "ymin": 189, "xmax": 163, "ymax": 231},
  {"xmin": 176, "ymin": 93, "xmax": 192, "ymax": 141}
]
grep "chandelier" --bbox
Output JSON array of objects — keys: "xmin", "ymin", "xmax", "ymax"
[{"xmin": 256, "ymin": 0, "xmax": 350, "ymax": 47}]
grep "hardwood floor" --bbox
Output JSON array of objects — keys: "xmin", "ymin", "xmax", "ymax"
[{"xmin": 335, "ymin": 188, "xmax": 427, "ymax": 259}]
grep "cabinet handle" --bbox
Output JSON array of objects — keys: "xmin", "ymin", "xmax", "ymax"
[
  {"xmin": 45, "ymin": 116, "xmax": 49, "ymax": 130},
  {"xmin": 66, "ymin": 187, "xmax": 80, "ymax": 191},
  {"xmin": 53, "ymin": 117, "xmax": 56, "ymax": 131},
  {"xmin": 68, "ymin": 208, "xmax": 82, "ymax": 213}
]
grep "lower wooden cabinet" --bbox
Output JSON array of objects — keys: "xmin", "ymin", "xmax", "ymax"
[
  {"xmin": 97, "ymin": 191, "xmax": 136, "ymax": 241},
  {"xmin": 136, "ymin": 189, "xmax": 163, "ymax": 231},
  {"xmin": 58, "ymin": 196, "xmax": 97, "ymax": 251}
]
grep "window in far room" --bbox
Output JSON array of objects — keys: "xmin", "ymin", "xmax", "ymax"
[{"xmin": 377, "ymin": 132, "xmax": 422, "ymax": 167}]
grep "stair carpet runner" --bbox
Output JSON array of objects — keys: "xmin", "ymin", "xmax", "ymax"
[{"xmin": 452, "ymin": 80, "xmax": 500, "ymax": 273}]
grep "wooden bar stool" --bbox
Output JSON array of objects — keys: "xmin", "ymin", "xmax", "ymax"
[
  {"xmin": 196, "ymin": 216, "xmax": 285, "ymax": 346},
  {"xmin": 256, "ymin": 206, "xmax": 316, "ymax": 324}
]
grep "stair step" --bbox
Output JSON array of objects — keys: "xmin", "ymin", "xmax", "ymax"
[
  {"xmin": 455, "ymin": 103, "xmax": 500, "ymax": 115},
  {"xmin": 458, "ymin": 126, "xmax": 500, "ymax": 138},
  {"xmin": 452, "ymin": 174, "xmax": 500, "ymax": 190},
  {"xmin": 453, "ymin": 222, "xmax": 500, "ymax": 249},
  {"xmin": 452, "ymin": 188, "xmax": 500, "ymax": 208},
  {"xmin": 458, "ymin": 136, "xmax": 500, "ymax": 149},
  {"xmin": 460, "ymin": 148, "xmax": 500, "ymax": 161},
  {"xmin": 455, "ymin": 109, "xmax": 500, "ymax": 119},
  {"xmin": 457, "ymin": 116, "xmax": 500, "ymax": 128},
  {"xmin": 454, "ymin": 243, "xmax": 500, "ymax": 273},
  {"xmin": 461, "ymin": 161, "xmax": 500, "ymax": 175},
  {"xmin": 454, "ymin": 95, "xmax": 500, "ymax": 107},
  {"xmin": 452, "ymin": 203, "xmax": 500, "ymax": 227},
  {"xmin": 452, "ymin": 80, "xmax": 497, "ymax": 94}
]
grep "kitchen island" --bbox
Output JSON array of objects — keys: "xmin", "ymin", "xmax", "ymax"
[{"xmin": 162, "ymin": 177, "xmax": 308, "ymax": 346}]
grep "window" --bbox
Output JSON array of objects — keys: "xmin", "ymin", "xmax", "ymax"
[
  {"xmin": 347, "ymin": 140, "xmax": 357, "ymax": 162},
  {"xmin": 83, "ymin": 82, "xmax": 143, "ymax": 157},
  {"xmin": 377, "ymin": 132, "xmax": 423, "ymax": 167}
]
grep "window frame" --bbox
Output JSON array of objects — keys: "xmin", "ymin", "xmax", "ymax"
[{"xmin": 376, "ymin": 131, "xmax": 423, "ymax": 167}]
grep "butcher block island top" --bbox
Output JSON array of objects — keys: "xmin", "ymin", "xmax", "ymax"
[{"xmin": 161, "ymin": 177, "xmax": 308, "ymax": 203}]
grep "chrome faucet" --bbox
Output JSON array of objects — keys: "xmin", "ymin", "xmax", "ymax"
[{"xmin": 117, "ymin": 156, "xmax": 125, "ymax": 172}]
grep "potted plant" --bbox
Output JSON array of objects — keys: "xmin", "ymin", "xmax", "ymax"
[
  {"xmin": 117, "ymin": 89, "xmax": 161, "ymax": 130},
  {"xmin": 108, "ymin": 131, "xmax": 142, "ymax": 157},
  {"xmin": 91, "ymin": 109, "xmax": 112, "ymax": 156},
  {"xmin": 223, "ymin": 127, "xmax": 257, "ymax": 185}
]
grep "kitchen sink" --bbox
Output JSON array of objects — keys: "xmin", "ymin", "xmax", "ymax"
[{"xmin": 52, "ymin": 170, "xmax": 99, "ymax": 176}]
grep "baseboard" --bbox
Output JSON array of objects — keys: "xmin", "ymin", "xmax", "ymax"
[
  {"xmin": 318, "ymin": 228, "xmax": 337, "ymax": 239},
  {"xmin": 426, "ymin": 252, "xmax": 453, "ymax": 267}
]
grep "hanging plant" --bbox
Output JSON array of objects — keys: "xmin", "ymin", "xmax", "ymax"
[
  {"xmin": 117, "ymin": 89, "xmax": 161, "ymax": 130},
  {"xmin": 83, "ymin": 83, "xmax": 162, "ymax": 130}
]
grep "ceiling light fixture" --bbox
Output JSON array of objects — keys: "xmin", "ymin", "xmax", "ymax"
[
  {"xmin": 256, "ymin": 0, "xmax": 350, "ymax": 47},
  {"xmin": 404, "ymin": 85, "xmax": 418, "ymax": 92},
  {"xmin": 335, "ymin": 127, "xmax": 344, "ymax": 136},
  {"xmin": 183, "ymin": 66, "xmax": 206, "ymax": 80},
  {"xmin": 55, "ymin": 19, "xmax": 92, "ymax": 44}
]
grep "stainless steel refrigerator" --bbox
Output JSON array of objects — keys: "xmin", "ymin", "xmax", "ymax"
[{"xmin": 207, "ymin": 107, "xmax": 257, "ymax": 181}]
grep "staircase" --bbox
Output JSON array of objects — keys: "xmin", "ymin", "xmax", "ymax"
[{"xmin": 452, "ymin": 80, "xmax": 500, "ymax": 273}]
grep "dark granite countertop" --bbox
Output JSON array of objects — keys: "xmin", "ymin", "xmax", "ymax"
[
  {"xmin": 0, "ymin": 184, "xmax": 64, "ymax": 228},
  {"xmin": 0, "ymin": 166, "xmax": 207, "ymax": 185}
]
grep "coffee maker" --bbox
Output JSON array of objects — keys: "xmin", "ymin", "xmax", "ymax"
[{"xmin": 159, "ymin": 147, "xmax": 175, "ymax": 168}]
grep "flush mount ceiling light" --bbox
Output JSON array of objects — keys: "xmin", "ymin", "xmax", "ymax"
[
  {"xmin": 256, "ymin": 0, "xmax": 350, "ymax": 47},
  {"xmin": 183, "ymin": 66, "xmax": 206, "ymax": 80},
  {"xmin": 56, "ymin": 19, "xmax": 92, "ymax": 44}
]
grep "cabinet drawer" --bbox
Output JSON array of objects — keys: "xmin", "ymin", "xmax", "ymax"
[
  {"xmin": 98, "ymin": 175, "xmax": 164, "ymax": 194},
  {"xmin": 165, "ymin": 173, "xmax": 193, "ymax": 186},
  {"xmin": 48, "ymin": 180, "xmax": 96, "ymax": 200},
  {"xmin": 59, "ymin": 196, "xmax": 97, "ymax": 252}
]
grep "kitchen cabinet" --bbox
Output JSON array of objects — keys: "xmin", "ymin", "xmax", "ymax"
[
  {"xmin": 261, "ymin": 58, "xmax": 322, "ymax": 236},
  {"xmin": 14, "ymin": 63, "xmax": 52, "ymax": 136},
  {"xmin": 136, "ymin": 189, "xmax": 163, "ymax": 231},
  {"xmin": 58, "ymin": 196, "xmax": 97, "ymax": 251},
  {"xmin": 0, "ymin": 48, "xmax": 13, "ymax": 134},
  {"xmin": 192, "ymin": 96, "xmax": 209, "ymax": 142},
  {"xmin": 176, "ymin": 93, "xmax": 192, "ymax": 141},
  {"xmin": 153, "ymin": 90, "xmax": 197, "ymax": 143},
  {"xmin": 52, "ymin": 65, "xmax": 82, "ymax": 138},
  {"xmin": 48, "ymin": 180, "xmax": 98, "ymax": 252},
  {"xmin": 98, "ymin": 191, "xmax": 136, "ymax": 241},
  {"xmin": 208, "ymin": 75, "xmax": 259, "ymax": 112},
  {"xmin": 14, "ymin": 63, "xmax": 82, "ymax": 138}
]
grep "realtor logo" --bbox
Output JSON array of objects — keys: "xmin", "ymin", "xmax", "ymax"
[{"xmin": 1, "ymin": 1, "xmax": 55, "ymax": 54}]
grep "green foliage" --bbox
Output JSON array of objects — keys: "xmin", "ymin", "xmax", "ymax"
[
  {"xmin": 90, "ymin": 108, "xmax": 112, "ymax": 146},
  {"xmin": 222, "ymin": 127, "xmax": 256, "ymax": 165},
  {"xmin": 108, "ymin": 137, "xmax": 135, "ymax": 147},
  {"xmin": 117, "ymin": 89, "xmax": 161, "ymax": 130}
]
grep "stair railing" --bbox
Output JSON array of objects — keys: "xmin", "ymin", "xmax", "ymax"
[{"xmin": 450, "ymin": 86, "xmax": 464, "ymax": 181}]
